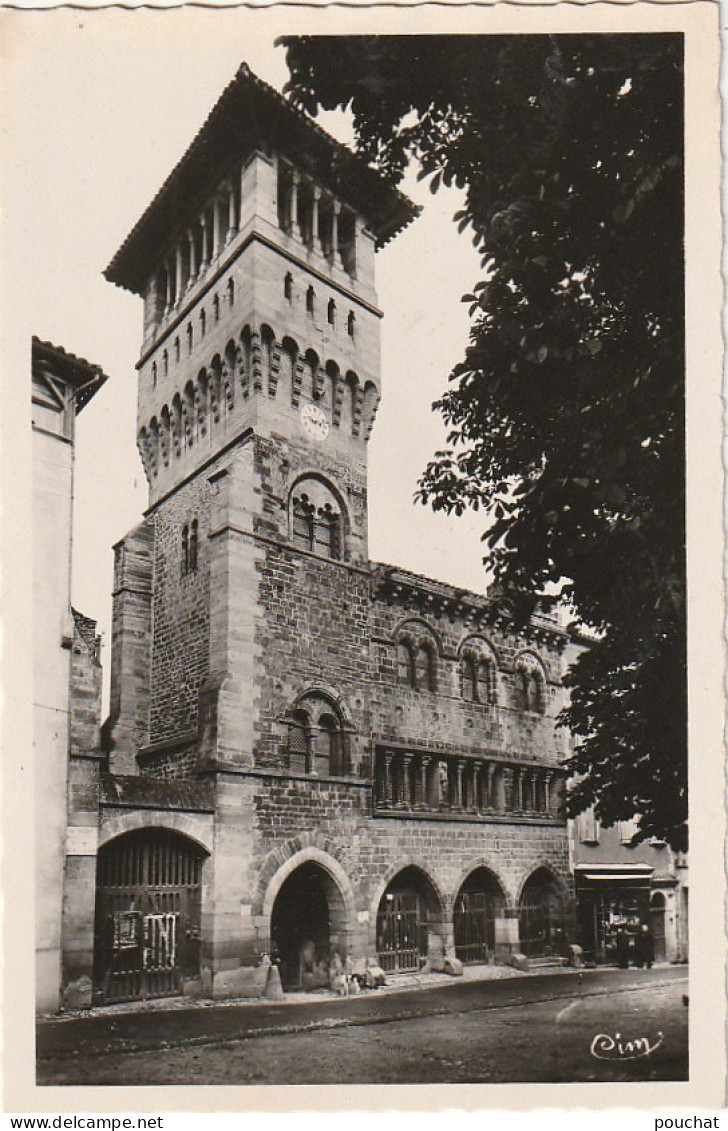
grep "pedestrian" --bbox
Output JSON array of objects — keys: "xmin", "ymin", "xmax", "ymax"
[
  {"xmin": 637, "ymin": 923, "xmax": 654, "ymax": 969},
  {"xmin": 615, "ymin": 927, "xmax": 630, "ymax": 969}
]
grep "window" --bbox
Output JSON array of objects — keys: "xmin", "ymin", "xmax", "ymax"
[
  {"xmin": 200, "ymin": 309, "xmax": 206, "ymax": 338},
  {"xmin": 227, "ymin": 278, "xmax": 235, "ymax": 307},
  {"xmin": 187, "ymin": 323, "xmax": 193, "ymax": 355},
  {"xmin": 327, "ymin": 298, "xmax": 336, "ymax": 327},
  {"xmin": 284, "ymin": 695, "xmax": 349, "ymax": 776},
  {"xmin": 174, "ymin": 337, "xmax": 180, "ymax": 364},
  {"xmin": 347, "ymin": 311, "xmax": 355, "ymax": 337},
  {"xmin": 306, "ymin": 286, "xmax": 315, "ymax": 316},
  {"xmin": 578, "ymin": 808, "xmax": 600, "ymax": 844},
  {"xmin": 182, "ymin": 519, "xmax": 199, "ymax": 576},
  {"xmin": 151, "ymin": 361, "xmax": 157, "ymax": 388},
  {"xmin": 181, "ymin": 525, "xmax": 189, "ymax": 575},
  {"xmin": 213, "ymin": 295, "xmax": 220, "ymax": 323},
  {"xmin": 515, "ymin": 657, "xmax": 546, "ymax": 714},
  {"xmin": 289, "ymin": 477, "xmax": 343, "ymax": 560},
  {"xmin": 284, "ymin": 272, "xmax": 293, "ymax": 301},
  {"xmin": 162, "ymin": 350, "xmax": 169, "ymax": 376}
]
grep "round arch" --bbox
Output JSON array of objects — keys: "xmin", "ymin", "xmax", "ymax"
[
  {"xmin": 453, "ymin": 865, "xmax": 508, "ymax": 964},
  {"xmin": 517, "ymin": 864, "xmax": 568, "ymax": 958},
  {"xmin": 98, "ymin": 811, "xmax": 214, "ymax": 856},
  {"xmin": 261, "ymin": 848, "xmax": 356, "ymax": 991},
  {"xmin": 370, "ymin": 861, "xmax": 448, "ymax": 973}
]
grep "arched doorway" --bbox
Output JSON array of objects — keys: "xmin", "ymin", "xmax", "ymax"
[
  {"xmin": 650, "ymin": 892, "xmax": 667, "ymax": 963},
  {"xmin": 376, "ymin": 866, "xmax": 444, "ymax": 973},
  {"xmin": 518, "ymin": 867, "xmax": 565, "ymax": 958},
  {"xmin": 93, "ymin": 828, "xmax": 206, "ymax": 1004},
  {"xmin": 454, "ymin": 868, "xmax": 506, "ymax": 964},
  {"xmin": 270, "ymin": 862, "xmax": 347, "ymax": 991}
]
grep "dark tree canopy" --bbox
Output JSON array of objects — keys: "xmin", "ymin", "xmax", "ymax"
[{"xmin": 281, "ymin": 34, "xmax": 686, "ymax": 851}]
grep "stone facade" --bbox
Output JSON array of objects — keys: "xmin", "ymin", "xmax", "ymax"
[{"xmin": 60, "ymin": 65, "xmax": 579, "ymax": 1008}]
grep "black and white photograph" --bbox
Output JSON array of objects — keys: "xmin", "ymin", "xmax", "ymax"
[{"xmin": 3, "ymin": 0, "xmax": 723, "ymax": 1113}]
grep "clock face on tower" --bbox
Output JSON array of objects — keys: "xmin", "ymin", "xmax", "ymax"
[{"xmin": 301, "ymin": 403, "xmax": 330, "ymax": 442}]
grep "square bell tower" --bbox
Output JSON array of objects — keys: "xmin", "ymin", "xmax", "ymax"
[{"xmin": 104, "ymin": 64, "xmax": 418, "ymax": 770}]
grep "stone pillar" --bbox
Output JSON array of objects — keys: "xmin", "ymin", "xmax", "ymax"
[
  {"xmin": 485, "ymin": 761, "xmax": 495, "ymax": 808},
  {"xmin": 403, "ymin": 753, "xmax": 413, "ymax": 808},
  {"xmin": 290, "ymin": 171, "xmax": 300, "ymax": 239},
  {"xmin": 312, "ymin": 186, "xmax": 321, "ymax": 251},
  {"xmin": 418, "ymin": 756, "xmax": 429, "ymax": 809},
  {"xmin": 331, "ymin": 200, "xmax": 340, "ymax": 262},
  {"xmin": 200, "ymin": 215, "xmax": 210, "ymax": 271},
  {"xmin": 473, "ymin": 763, "xmax": 482, "ymax": 810},
  {"xmin": 212, "ymin": 196, "xmax": 223, "ymax": 258},
  {"xmin": 164, "ymin": 261, "xmax": 173, "ymax": 313},
  {"xmin": 383, "ymin": 752, "xmax": 393, "ymax": 805},
  {"xmin": 512, "ymin": 767, "xmax": 522, "ymax": 812},
  {"xmin": 227, "ymin": 181, "xmax": 237, "ymax": 242},
  {"xmin": 187, "ymin": 229, "xmax": 197, "ymax": 289},
  {"xmin": 494, "ymin": 908, "xmax": 521, "ymax": 961},
  {"xmin": 174, "ymin": 243, "xmax": 184, "ymax": 306}
]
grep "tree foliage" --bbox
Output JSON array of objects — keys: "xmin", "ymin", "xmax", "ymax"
[{"xmin": 281, "ymin": 34, "xmax": 686, "ymax": 850}]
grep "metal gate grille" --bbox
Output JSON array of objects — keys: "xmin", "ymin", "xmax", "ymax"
[
  {"xmin": 454, "ymin": 890, "xmax": 496, "ymax": 963},
  {"xmin": 94, "ymin": 829, "xmax": 203, "ymax": 1004},
  {"xmin": 376, "ymin": 891, "xmax": 424, "ymax": 972}
]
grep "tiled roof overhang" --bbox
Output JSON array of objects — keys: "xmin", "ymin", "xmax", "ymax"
[
  {"xmin": 105, "ymin": 63, "xmax": 420, "ymax": 297},
  {"xmin": 32, "ymin": 336, "xmax": 109, "ymax": 412}
]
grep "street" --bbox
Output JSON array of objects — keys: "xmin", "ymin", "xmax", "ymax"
[{"xmin": 38, "ymin": 967, "xmax": 688, "ymax": 1086}]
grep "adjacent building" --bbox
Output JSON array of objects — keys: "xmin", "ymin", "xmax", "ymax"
[{"xmin": 32, "ymin": 337, "xmax": 107, "ymax": 1013}]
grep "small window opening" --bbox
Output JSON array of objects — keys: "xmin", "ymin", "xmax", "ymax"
[
  {"xmin": 213, "ymin": 295, "xmax": 220, "ymax": 323},
  {"xmin": 284, "ymin": 272, "xmax": 293, "ymax": 301},
  {"xmin": 187, "ymin": 323, "xmax": 193, "ymax": 356},
  {"xmin": 347, "ymin": 311, "xmax": 355, "ymax": 337},
  {"xmin": 200, "ymin": 309, "xmax": 206, "ymax": 338},
  {"xmin": 174, "ymin": 337, "xmax": 180, "ymax": 364},
  {"xmin": 227, "ymin": 278, "xmax": 235, "ymax": 307},
  {"xmin": 327, "ymin": 298, "xmax": 336, "ymax": 327},
  {"xmin": 151, "ymin": 361, "xmax": 157, "ymax": 388},
  {"xmin": 306, "ymin": 286, "xmax": 315, "ymax": 316}
]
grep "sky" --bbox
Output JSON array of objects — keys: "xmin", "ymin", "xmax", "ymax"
[{"xmin": 8, "ymin": 9, "xmax": 488, "ymax": 709}]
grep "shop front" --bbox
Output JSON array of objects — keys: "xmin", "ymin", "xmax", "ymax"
[{"xmin": 574, "ymin": 864, "xmax": 653, "ymax": 966}]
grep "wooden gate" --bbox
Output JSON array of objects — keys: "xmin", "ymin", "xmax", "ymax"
[
  {"xmin": 454, "ymin": 890, "xmax": 496, "ymax": 964},
  {"xmin": 93, "ymin": 829, "xmax": 204, "ymax": 1004},
  {"xmin": 377, "ymin": 890, "xmax": 425, "ymax": 972}
]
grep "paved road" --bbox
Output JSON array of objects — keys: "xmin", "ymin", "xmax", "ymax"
[{"xmin": 37, "ymin": 967, "xmax": 688, "ymax": 1085}]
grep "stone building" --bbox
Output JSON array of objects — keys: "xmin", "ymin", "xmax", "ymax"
[
  {"xmin": 64, "ymin": 64, "xmax": 577, "ymax": 1007},
  {"xmin": 32, "ymin": 337, "xmax": 107, "ymax": 1013}
]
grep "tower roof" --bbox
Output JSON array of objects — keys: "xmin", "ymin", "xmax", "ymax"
[
  {"xmin": 105, "ymin": 62, "xmax": 419, "ymax": 297},
  {"xmin": 32, "ymin": 337, "xmax": 109, "ymax": 412}
]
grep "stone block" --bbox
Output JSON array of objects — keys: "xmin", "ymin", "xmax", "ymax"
[
  {"xmin": 62, "ymin": 975, "xmax": 93, "ymax": 1010},
  {"xmin": 443, "ymin": 955, "xmax": 464, "ymax": 977},
  {"xmin": 508, "ymin": 952, "xmax": 530, "ymax": 972},
  {"xmin": 211, "ymin": 963, "xmax": 268, "ymax": 999}
]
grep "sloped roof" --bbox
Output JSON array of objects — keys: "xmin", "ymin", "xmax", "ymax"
[
  {"xmin": 105, "ymin": 63, "xmax": 419, "ymax": 297},
  {"xmin": 32, "ymin": 337, "xmax": 109, "ymax": 412}
]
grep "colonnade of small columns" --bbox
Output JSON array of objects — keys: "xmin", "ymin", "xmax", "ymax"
[
  {"xmin": 278, "ymin": 160, "xmax": 358, "ymax": 275},
  {"xmin": 147, "ymin": 174, "xmax": 243, "ymax": 333},
  {"xmin": 374, "ymin": 749, "xmax": 564, "ymax": 819}
]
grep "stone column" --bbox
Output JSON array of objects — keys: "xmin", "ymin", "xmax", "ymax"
[
  {"xmin": 290, "ymin": 171, "xmax": 300, "ymax": 239},
  {"xmin": 174, "ymin": 242, "xmax": 184, "ymax": 306},
  {"xmin": 473, "ymin": 763, "xmax": 482, "ymax": 810},
  {"xmin": 200, "ymin": 215, "xmax": 210, "ymax": 271},
  {"xmin": 212, "ymin": 196, "xmax": 223, "ymax": 258},
  {"xmin": 418, "ymin": 756, "xmax": 430, "ymax": 809},
  {"xmin": 227, "ymin": 181, "xmax": 237, "ymax": 242},
  {"xmin": 187, "ymin": 229, "xmax": 197, "ymax": 290},
  {"xmin": 331, "ymin": 200, "xmax": 340, "ymax": 262},
  {"xmin": 312, "ymin": 186, "xmax": 321, "ymax": 251},
  {"xmin": 454, "ymin": 759, "xmax": 464, "ymax": 810},
  {"xmin": 383, "ymin": 752, "xmax": 393, "ymax": 806},
  {"xmin": 403, "ymin": 753, "xmax": 413, "ymax": 808},
  {"xmin": 164, "ymin": 261, "xmax": 173, "ymax": 313}
]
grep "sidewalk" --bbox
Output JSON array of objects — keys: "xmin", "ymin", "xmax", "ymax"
[{"xmin": 37, "ymin": 963, "xmax": 686, "ymax": 1062}]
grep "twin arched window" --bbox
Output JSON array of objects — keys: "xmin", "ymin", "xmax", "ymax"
[
  {"xmin": 285, "ymin": 695, "xmax": 347, "ymax": 776},
  {"xmin": 290, "ymin": 477, "xmax": 343, "ymax": 560},
  {"xmin": 515, "ymin": 656, "xmax": 547, "ymax": 714},
  {"xmin": 461, "ymin": 648, "xmax": 496, "ymax": 705}
]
